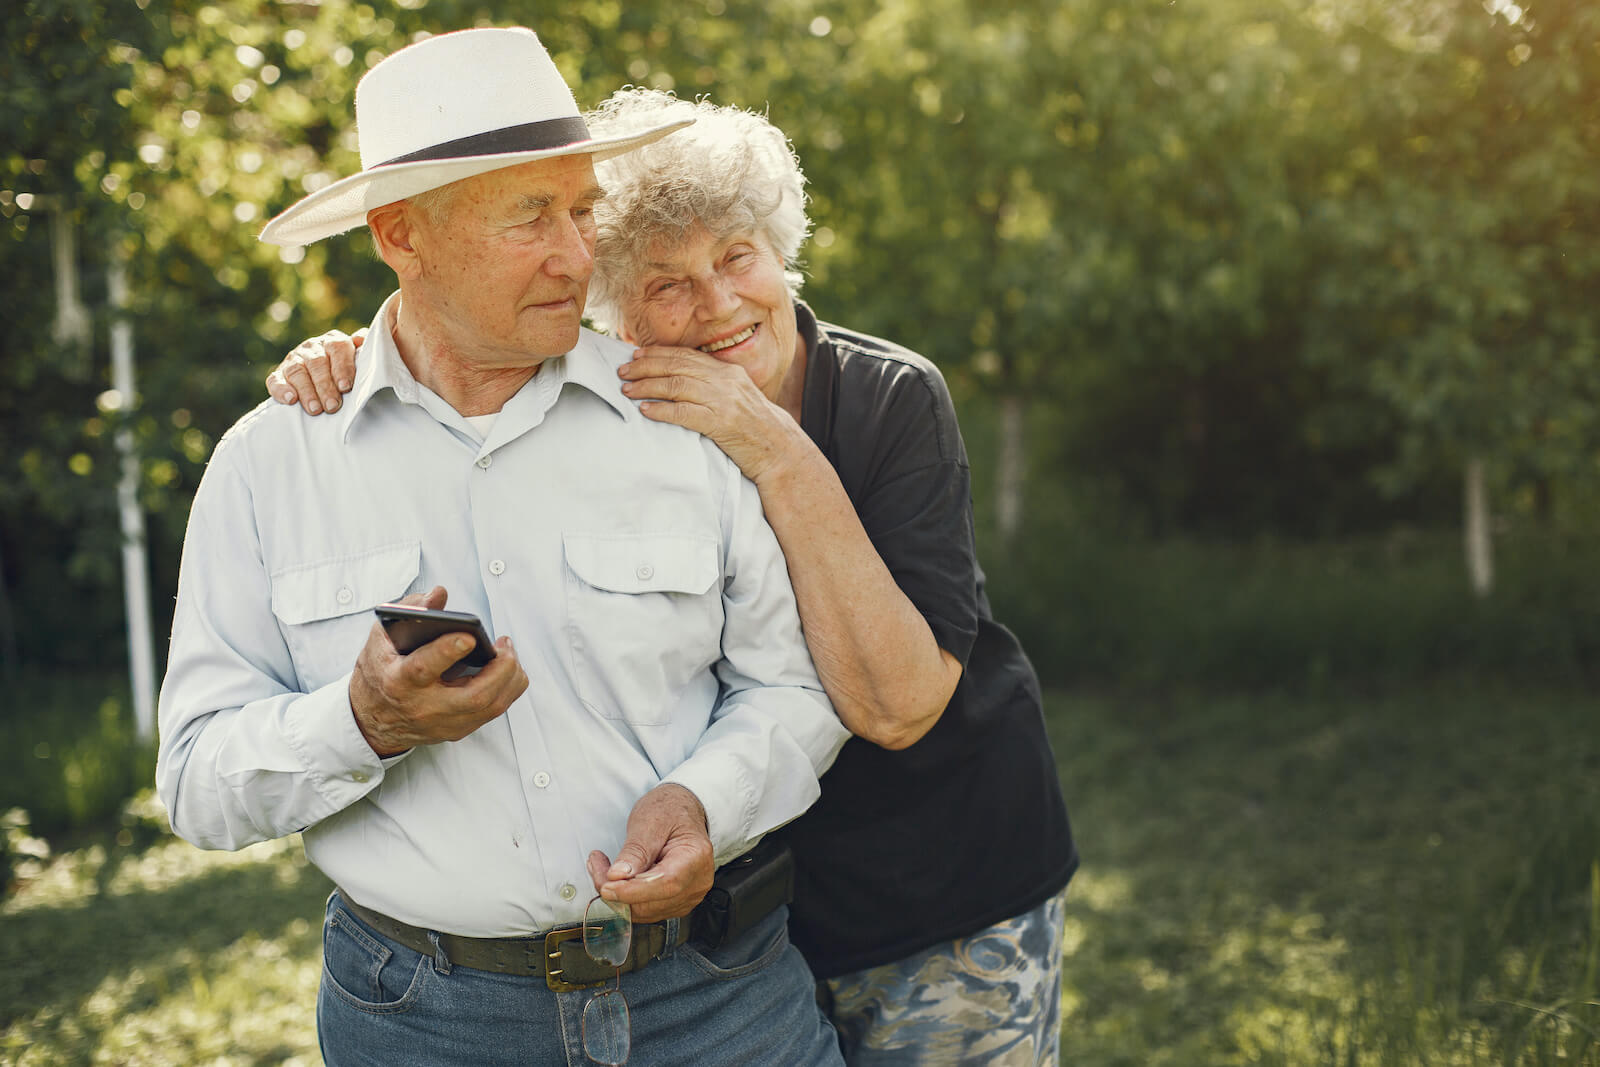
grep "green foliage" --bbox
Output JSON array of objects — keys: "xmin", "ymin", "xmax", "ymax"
[
  {"xmin": 1301, "ymin": 0, "xmax": 1600, "ymax": 515},
  {"xmin": 3, "ymin": 0, "xmax": 1598, "ymax": 678},
  {"xmin": 0, "ymin": 672, "xmax": 156, "ymax": 839},
  {"xmin": 987, "ymin": 523, "xmax": 1600, "ymax": 691}
]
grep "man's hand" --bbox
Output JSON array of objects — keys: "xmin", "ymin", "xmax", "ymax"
[
  {"xmin": 266, "ymin": 328, "xmax": 368, "ymax": 414},
  {"xmin": 586, "ymin": 783, "xmax": 715, "ymax": 923},
  {"xmin": 348, "ymin": 586, "xmax": 527, "ymax": 757}
]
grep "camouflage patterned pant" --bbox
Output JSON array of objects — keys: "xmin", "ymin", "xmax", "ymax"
[{"xmin": 817, "ymin": 890, "xmax": 1067, "ymax": 1066}]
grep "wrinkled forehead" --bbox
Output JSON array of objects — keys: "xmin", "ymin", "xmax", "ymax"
[
  {"xmin": 449, "ymin": 153, "xmax": 604, "ymax": 207},
  {"xmin": 637, "ymin": 224, "xmax": 773, "ymax": 274}
]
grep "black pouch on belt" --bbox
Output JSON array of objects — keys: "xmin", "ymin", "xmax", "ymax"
[{"xmin": 689, "ymin": 837, "xmax": 794, "ymax": 950}]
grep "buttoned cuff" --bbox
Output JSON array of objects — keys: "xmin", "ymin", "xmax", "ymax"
[
  {"xmin": 283, "ymin": 674, "xmax": 394, "ymax": 802},
  {"xmin": 664, "ymin": 754, "xmax": 822, "ymax": 867},
  {"xmin": 661, "ymin": 757, "xmax": 757, "ymax": 866}
]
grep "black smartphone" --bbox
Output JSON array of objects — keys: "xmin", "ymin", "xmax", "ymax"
[{"xmin": 374, "ymin": 604, "xmax": 496, "ymax": 681}]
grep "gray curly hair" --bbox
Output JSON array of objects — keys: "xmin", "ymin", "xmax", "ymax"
[{"xmin": 583, "ymin": 89, "xmax": 810, "ymax": 333}]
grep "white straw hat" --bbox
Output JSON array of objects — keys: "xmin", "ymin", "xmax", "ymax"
[{"xmin": 259, "ymin": 27, "xmax": 691, "ymax": 246}]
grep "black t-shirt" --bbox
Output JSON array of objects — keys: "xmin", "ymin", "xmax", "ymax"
[{"xmin": 776, "ymin": 304, "xmax": 1078, "ymax": 979}]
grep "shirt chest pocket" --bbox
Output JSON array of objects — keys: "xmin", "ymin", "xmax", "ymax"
[
  {"xmin": 563, "ymin": 532, "xmax": 723, "ymax": 726},
  {"xmin": 270, "ymin": 541, "xmax": 422, "ymax": 691}
]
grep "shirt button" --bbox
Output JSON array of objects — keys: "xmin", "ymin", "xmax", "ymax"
[
  {"xmin": 335, "ymin": 586, "xmax": 354, "ymax": 605},
  {"xmin": 488, "ymin": 559, "xmax": 506, "ymax": 576},
  {"xmin": 352, "ymin": 771, "xmax": 369, "ymax": 783},
  {"xmin": 559, "ymin": 883, "xmax": 577, "ymax": 901},
  {"xmin": 533, "ymin": 771, "xmax": 551, "ymax": 788},
  {"xmin": 635, "ymin": 564, "xmax": 654, "ymax": 581},
  {"xmin": 476, "ymin": 455, "xmax": 492, "ymax": 469}
]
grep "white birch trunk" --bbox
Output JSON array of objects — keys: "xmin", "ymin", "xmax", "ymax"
[
  {"xmin": 109, "ymin": 245, "xmax": 157, "ymax": 739},
  {"xmin": 1464, "ymin": 456, "xmax": 1493, "ymax": 598},
  {"xmin": 50, "ymin": 208, "xmax": 92, "ymax": 353}
]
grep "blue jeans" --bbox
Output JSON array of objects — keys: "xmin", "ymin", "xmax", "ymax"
[{"xmin": 318, "ymin": 890, "xmax": 843, "ymax": 1066}]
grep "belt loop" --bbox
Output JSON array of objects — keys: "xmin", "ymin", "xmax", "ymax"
[
  {"xmin": 427, "ymin": 930, "xmax": 453, "ymax": 975},
  {"xmin": 662, "ymin": 917, "xmax": 679, "ymax": 959}
]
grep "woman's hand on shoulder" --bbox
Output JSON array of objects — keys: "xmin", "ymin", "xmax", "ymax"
[
  {"xmin": 618, "ymin": 345, "xmax": 808, "ymax": 483},
  {"xmin": 266, "ymin": 328, "xmax": 367, "ymax": 414}
]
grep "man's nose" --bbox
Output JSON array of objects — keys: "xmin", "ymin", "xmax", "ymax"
[{"xmin": 543, "ymin": 213, "xmax": 595, "ymax": 280}]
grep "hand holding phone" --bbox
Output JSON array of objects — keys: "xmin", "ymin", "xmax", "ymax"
[{"xmin": 374, "ymin": 603, "xmax": 496, "ymax": 681}]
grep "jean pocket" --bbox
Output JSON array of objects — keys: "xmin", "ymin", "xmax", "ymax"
[
  {"xmin": 322, "ymin": 904, "xmax": 429, "ymax": 1014},
  {"xmin": 680, "ymin": 907, "xmax": 792, "ymax": 982}
]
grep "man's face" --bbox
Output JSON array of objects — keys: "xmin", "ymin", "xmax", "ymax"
[
  {"xmin": 618, "ymin": 225, "xmax": 799, "ymax": 402},
  {"xmin": 405, "ymin": 155, "xmax": 604, "ymax": 363}
]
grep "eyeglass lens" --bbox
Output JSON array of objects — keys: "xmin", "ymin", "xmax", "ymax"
[
  {"xmin": 583, "ymin": 896, "xmax": 632, "ymax": 966},
  {"xmin": 582, "ymin": 986, "xmax": 631, "ymax": 1065},
  {"xmin": 582, "ymin": 896, "xmax": 633, "ymax": 1064}
]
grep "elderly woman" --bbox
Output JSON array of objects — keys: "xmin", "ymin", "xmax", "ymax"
[{"xmin": 268, "ymin": 89, "xmax": 1078, "ymax": 1065}]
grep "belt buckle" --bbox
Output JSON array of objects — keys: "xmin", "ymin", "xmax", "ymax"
[{"xmin": 543, "ymin": 925, "xmax": 595, "ymax": 992}]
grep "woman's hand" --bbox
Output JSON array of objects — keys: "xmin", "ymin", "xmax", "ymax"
[
  {"xmin": 618, "ymin": 345, "xmax": 806, "ymax": 484},
  {"xmin": 266, "ymin": 328, "xmax": 368, "ymax": 414},
  {"xmin": 624, "ymin": 343, "xmax": 958, "ymax": 750}
]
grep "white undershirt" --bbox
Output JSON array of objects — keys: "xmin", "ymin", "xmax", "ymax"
[{"xmin": 463, "ymin": 412, "xmax": 497, "ymax": 441}]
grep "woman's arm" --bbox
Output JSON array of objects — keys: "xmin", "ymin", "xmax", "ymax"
[
  {"xmin": 754, "ymin": 431, "xmax": 963, "ymax": 750},
  {"xmin": 620, "ymin": 347, "xmax": 961, "ymax": 750}
]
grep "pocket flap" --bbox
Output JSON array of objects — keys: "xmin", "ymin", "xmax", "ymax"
[
  {"xmin": 270, "ymin": 541, "xmax": 422, "ymax": 625},
  {"xmin": 564, "ymin": 533, "xmax": 719, "ymax": 595}
]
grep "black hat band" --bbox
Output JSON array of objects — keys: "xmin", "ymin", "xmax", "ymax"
[{"xmin": 375, "ymin": 116, "xmax": 594, "ymax": 168}]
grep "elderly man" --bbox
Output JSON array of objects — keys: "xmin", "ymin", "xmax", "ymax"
[{"xmin": 155, "ymin": 27, "xmax": 849, "ymax": 1067}]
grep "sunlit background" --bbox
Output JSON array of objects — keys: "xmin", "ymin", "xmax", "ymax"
[{"xmin": 3, "ymin": 0, "xmax": 1598, "ymax": 1062}]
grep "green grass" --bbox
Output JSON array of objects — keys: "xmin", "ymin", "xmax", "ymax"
[
  {"xmin": 0, "ymin": 820, "xmax": 331, "ymax": 1065},
  {"xmin": 1049, "ymin": 682, "xmax": 1600, "ymax": 1065},
  {"xmin": 3, "ymin": 681, "xmax": 1597, "ymax": 1065}
]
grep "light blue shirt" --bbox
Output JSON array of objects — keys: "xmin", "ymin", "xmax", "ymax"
[{"xmin": 156, "ymin": 293, "xmax": 847, "ymax": 936}]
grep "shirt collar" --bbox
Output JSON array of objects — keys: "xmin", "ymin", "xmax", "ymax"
[
  {"xmin": 795, "ymin": 300, "xmax": 833, "ymax": 445},
  {"xmin": 559, "ymin": 329, "xmax": 636, "ymax": 421},
  {"xmin": 338, "ymin": 292, "xmax": 418, "ymax": 441},
  {"xmin": 339, "ymin": 292, "xmax": 634, "ymax": 442}
]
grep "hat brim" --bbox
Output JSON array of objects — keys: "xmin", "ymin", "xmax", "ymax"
[{"xmin": 259, "ymin": 118, "xmax": 692, "ymax": 247}]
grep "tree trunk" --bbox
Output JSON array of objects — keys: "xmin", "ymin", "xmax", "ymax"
[
  {"xmin": 110, "ymin": 243, "xmax": 158, "ymax": 739},
  {"xmin": 1464, "ymin": 456, "xmax": 1493, "ymax": 598},
  {"xmin": 996, "ymin": 393, "xmax": 1026, "ymax": 543},
  {"xmin": 49, "ymin": 206, "xmax": 92, "ymax": 371}
]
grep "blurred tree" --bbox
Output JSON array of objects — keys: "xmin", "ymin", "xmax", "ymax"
[
  {"xmin": 764, "ymin": 0, "xmax": 1099, "ymax": 542},
  {"xmin": 3, "ymin": 0, "xmax": 1597, "ymax": 687},
  {"xmin": 2, "ymin": 0, "xmax": 168, "ymax": 671},
  {"xmin": 1302, "ymin": 0, "xmax": 1600, "ymax": 592}
]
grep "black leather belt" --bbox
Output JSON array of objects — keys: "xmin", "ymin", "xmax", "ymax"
[{"xmin": 337, "ymin": 893, "xmax": 689, "ymax": 991}]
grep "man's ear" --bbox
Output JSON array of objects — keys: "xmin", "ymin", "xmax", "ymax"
[{"xmin": 368, "ymin": 202, "xmax": 421, "ymax": 278}]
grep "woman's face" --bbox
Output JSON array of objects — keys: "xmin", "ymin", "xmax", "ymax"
[{"xmin": 617, "ymin": 224, "xmax": 798, "ymax": 401}]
